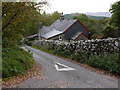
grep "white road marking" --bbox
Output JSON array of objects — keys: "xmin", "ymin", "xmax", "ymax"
[{"xmin": 54, "ymin": 62, "xmax": 76, "ymax": 71}]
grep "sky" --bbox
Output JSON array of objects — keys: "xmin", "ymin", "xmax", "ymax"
[{"xmin": 43, "ymin": 0, "xmax": 119, "ymax": 14}]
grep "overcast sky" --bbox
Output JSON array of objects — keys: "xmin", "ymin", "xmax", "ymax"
[{"xmin": 44, "ymin": 0, "xmax": 119, "ymax": 14}]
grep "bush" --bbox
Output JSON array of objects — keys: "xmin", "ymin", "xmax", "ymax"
[
  {"xmin": 70, "ymin": 50, "xmax": 88, "ymax": 63},
  {"xmin": 53, "ymin": 45, "xmax": 71, "ymax": 57},
  {"xmin": 85, "ymin": 52, "xmax": 120, "ymax": 75},
  {"xmin": 26, "ymin": 41, "xmax": 32, "ymax": 46},
  {"xmin": 2, "ymin": 46, "xmax": 35, "ymax": 78}
]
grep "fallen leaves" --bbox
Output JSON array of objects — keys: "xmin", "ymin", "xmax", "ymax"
[
  {"xmin": 107, "ymin": 77, "xmax": 115, "ymax": 81},
  {"xmin": 37, "ymin": 76, "xmax": 44, "ymax": 80},
  {"xmin": 2, "ymin": 62, "xmax": 42, "ymax": 87},
  {"xmin": 54, "ymin": 80, "xmax": 69, "ymax": 88},
  {"xmin": 77, "ymin": 75, "xmax": 80, "ymax": 79},
  {"xmin": 96, "ymin": 80, "xmax": 99, "ymax": 82}
]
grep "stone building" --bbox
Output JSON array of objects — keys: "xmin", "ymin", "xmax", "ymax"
[{"xmin": 38, "ymin": 13, "xmax": 90, "ymax": 41}]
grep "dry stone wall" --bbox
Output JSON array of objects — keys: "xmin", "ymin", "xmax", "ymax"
[{"xmin": 32, "ymin": 37, "xmax": 120, "ymax": 54}]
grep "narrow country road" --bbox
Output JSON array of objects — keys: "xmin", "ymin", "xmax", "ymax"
[{"xmin": 7, "ymin": 46, "xmax": 118, "ymax": 88}]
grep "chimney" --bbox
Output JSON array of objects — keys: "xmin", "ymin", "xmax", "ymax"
[
  {"xmin": 60, "ymin": 12, "xmax": 64, "ymax": 21},
  {"xmin": 38, "ymin": 22, "xmax": 42, "ymax": 40},
  {"xmin": 39, "ymin": 22, "xmax": 42, "ymax": 28}
]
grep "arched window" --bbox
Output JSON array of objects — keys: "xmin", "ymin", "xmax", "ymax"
[{"xmin": 59, "ymin": 36, "xmax": 62, "ymax": 40}]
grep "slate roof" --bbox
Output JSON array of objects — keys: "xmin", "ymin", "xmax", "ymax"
[
  {"xmin": 41, "ymin": 29, "xmax": 63, "ymax": 39},
  {"xmin": 28, "ymin": 34, "xmax": 38, "ymax": 39},
  {"xmin": 39, "ymin": 19, "xmax": 77, "ymax": 39},
  {"xmin": 39, "ymin": 26, "xmax": 53, "ymax": 35},
  {"xmin": 71, "ymin": 32, "xmax": 82, "ymax": 40},
  {"xmin": 51, "ymin": 19, "xmax": 77, "ymax": 32}
]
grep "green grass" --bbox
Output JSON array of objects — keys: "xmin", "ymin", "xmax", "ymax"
[
  {"xmin": 2, "ymin": 45, "xmax": 35, "ymax": 79},
  {"xmin": 32, "ymin": 45, "xmax": 120, "ymax": 75}
]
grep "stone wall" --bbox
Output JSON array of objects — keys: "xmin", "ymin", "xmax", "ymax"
[{"xmin": 32, "ymin": 37, "xmax": 120, "ymax": 54}]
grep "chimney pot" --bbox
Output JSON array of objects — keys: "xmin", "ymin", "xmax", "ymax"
[{"xmin": 60, "ymin": 12, "xmax": 64, "ymax": 20}]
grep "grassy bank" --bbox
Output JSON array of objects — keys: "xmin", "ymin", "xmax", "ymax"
[
  {"xmin": 2, "ymin": 46, "xmax": 35, "ymax": 79},
  {"xmin": 32, "ymin": 45, "xmax": 120, "ymax": 75}
]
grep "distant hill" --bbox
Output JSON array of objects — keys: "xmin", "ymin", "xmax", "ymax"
[
  {"xmin": 84, "ymin": 12, "xmax": 112, "ymax": 17},
  {"xmin": 64, "ymin": 14, "xmax": 73, "ymax": 19},
  {"xmin": 64, "ymin": 12, "xmax": 81, "ymax": 19},
  {"xmin": 64, "ymin": 12, "xmax": 110, "ymax": 20},
  {"xmin": 87, "ymin": 15, "xmax": 109, "ymax": 20}
]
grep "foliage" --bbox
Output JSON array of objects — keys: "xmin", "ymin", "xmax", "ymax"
[
  {"xmin": 73, "ymin": 14, "xmax": 89, "ymax": 22},
  {"xmin": 64, "ymin": 14, "xmax": 73, "ymax": 19},
  {"xmin": 85, "ymin": 52, "xmax": 120, "ymax": 75},
  {"xmin": 101, "ymin": 23, "xmax": 119, "ymax": 38},
  {"xmin": 2, "ymin": 2, "xmax": 48, "ymax": 48},
  {"xmin": 39, "ymin": 11, "xmax": 61, "ymax": 26},
  {"xmin": 26, "ymin": 41, "xmax": 32, "ymax": 46},
  {"xmin": 87, "ymin": 15, "xmax": 108, "ymax": 20},
  {"xmin": 109, "ymin": 1, "xmax": 120, "ymax": 29},
  {"xmin": 2, "ymin": 46, "xmax": 34, "ymax": 78},
  {"xmin": 101, "ymin": 1, "xmax": 120, "ymax": 38},
  {"xmin": 70, "ymin": 50, "xmax": 88, "ymax": 63},
  {"xmin": 54, "ymin": 45, "xmax": 71, "ymax": 58}
]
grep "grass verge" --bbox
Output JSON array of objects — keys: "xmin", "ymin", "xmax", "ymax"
[
  {"xmin": 2, "ymin": 45, "xmax": 35, "ymax": 79},
  {"xmin": 2, "ymin": 62, "xmax": 41, "ymax": 87}
]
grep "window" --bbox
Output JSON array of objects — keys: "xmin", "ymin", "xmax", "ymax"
[{"xmin": 59, "ymin": 36, "xmax": 62, "ymax": 40}]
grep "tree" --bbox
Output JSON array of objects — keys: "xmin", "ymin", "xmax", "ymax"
[
  {"xmin": 39, "ymin": 11, "xmax": 51, "ymax": 26},
  {"xmin": 73, "ymin": 14, "xmax": 89, "ymax": 23},
  {"xmin": 2, "ymin": 2, "xmax": 48, "ymax": 47},
  {"xmin": 109, "ymin": 1, "xmax": 120, "ymax": 29},
  {"xmin": 101, "ymin": 24, "xmax": 119, "ymax": 38},
  {"xmin": 50, "ymin": 11, "xmax": 60, "ymax": 24},
  {"xmin": 101, "ymin": 1, "xmax": 120, "ymax": 38},
  {"xmin": 39, "ymin": 11, "xmax": 61, "ymax": 26}
]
